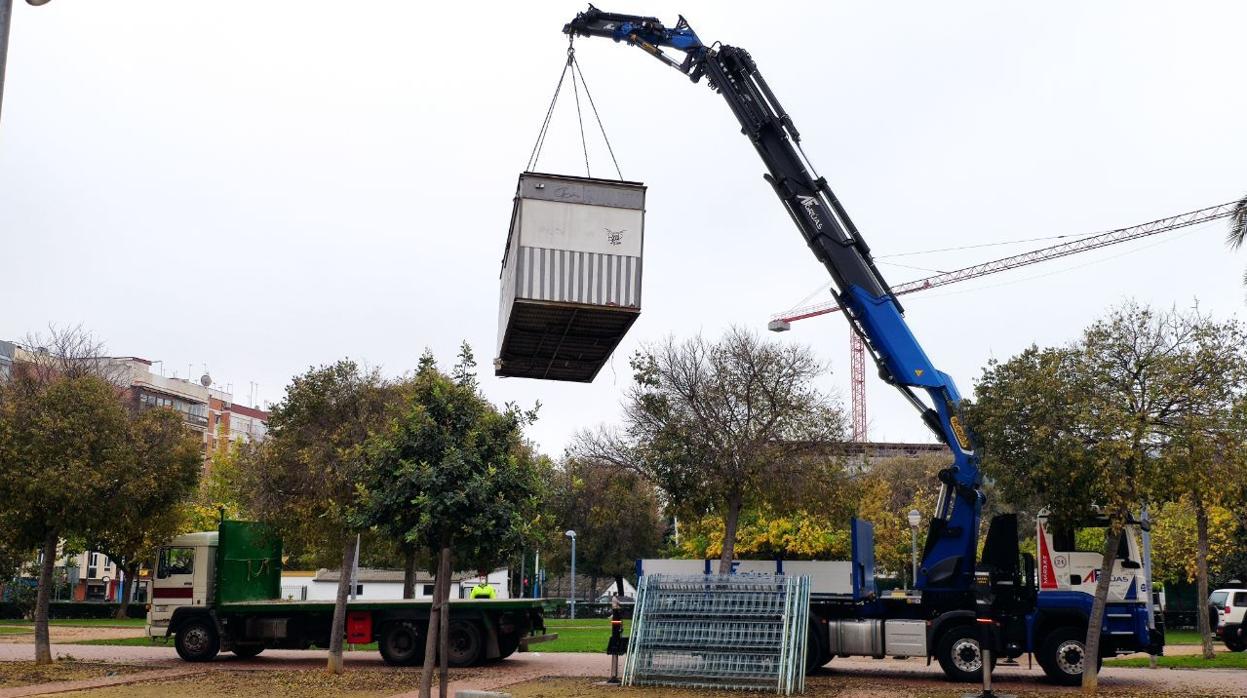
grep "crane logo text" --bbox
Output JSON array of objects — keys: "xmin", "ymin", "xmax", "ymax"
[{"xmin": 797, "ymin": 195, "xmax": 823, "ymax": 230}]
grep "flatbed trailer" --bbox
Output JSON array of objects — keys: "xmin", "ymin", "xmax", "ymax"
[{"xmin": 147, "ymin": 522, "xmax": 558, "ymax": 666}]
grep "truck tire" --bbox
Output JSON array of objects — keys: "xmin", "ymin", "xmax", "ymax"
[
  {"xmin": 379, "ymin": 622, "xmax": 425, "ymax": 666},
  {"xmin": 232, "ymin": 645, "xmax": 264, "ymax": 659},
  {"xmin": 175, "ymin": 618, "xmax": 221, "ymax": 662},
  {"xmin": 935, "ymin": 624, "xmax": 995, "ymax": 683},
  {"xmin": 496, "ymin": 631, "xmax": 520, "ymax": 660},
  {"xmin": 1036, "ymin": 626, "xmax": 1099, "ymax": 686},
  {"xmin": 447, "ymin": 620, "xmax": 484, "ymax": 667},
  {"xmin": 1223, "ymin": 625, "xmax": 1245, "ymax": 652}
]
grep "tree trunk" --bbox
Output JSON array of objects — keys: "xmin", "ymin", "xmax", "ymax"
[
  {"xmin": 1194, "ymin": 491, "xmax": 1216, "ymax": 660},
  {"xmin": 1082, "ymin": 525, "xmax": 1122, "ymax": 694},
  {"xmin": 418, "ymin": 558, "xmax": 443, "ymax": 698},
  {"xmin": 718, "ymin": 496, "xmax": 743, "ymax": 575},
  {"xmin": 589, "ymin": 575, "xmax": 598, "ymax": 607},
  {"xmin": 403, "ymin": 546, "xmax": 417, "ymax": 600},
  {"xmin": 615, "ymin": 575, "xmax": 625, "ymax": 597},
  {"xmin": 325, "ymin": 533, "xmax": 358, "ymax": 675},
  {"xmin": 34, "ymin": 530, "xmax": 57, "ymax": 665},
  {"xmin": 438, "ymin": 546, "xmax": 451, "ymax": 698},
  {"xmin": 114, "ymin": 561, "xmax": 138, "ymax": 620}
]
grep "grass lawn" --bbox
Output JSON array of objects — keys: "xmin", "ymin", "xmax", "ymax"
[
  {"xmin": 0, "ymin": 626, "xmax": 33, "ymax": 635},
  {"xmin": 1105, "ymin": 651, "xmax": 1247, "ymax": 669},
  {"xmin": 1164, "ymin": 629, "xmax": 1202, "ymax": 645},
  {"xmin": 539, "ymin": 618, "xmax": 627, "ymax": 653},
  {"xmin": 0, "ymin": 618, "xmax": 147, "ymax": 628},
  {"xmin": 79, "ymin": 618, "xmax": 620, "ymax": 653}
]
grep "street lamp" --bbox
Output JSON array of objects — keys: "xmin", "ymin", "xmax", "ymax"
[
  {"xmin": 565, "ymin": 530, "xmax": 577, "ymax": 620},
  {"xmin": 1, "ymin": 0, "xmax": 54, "ymax": 124},
  {"xmin": 907, "ymin": 509, "xmax": 921, "ymax": 591}
]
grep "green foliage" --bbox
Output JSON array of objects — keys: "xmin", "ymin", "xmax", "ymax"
[
  {"xmin": 241, "ymin": 360, "xmax": 395, "ymax": 550},
  {"xmin": 0, "ymin": 374, "xmax": 132, "ymax": 550},
  {"xmin": 546, "ymin": 457, "xmax": 665, "ymax": 585},
  {"xmin": 355, "ymin": 345, "xmax": 543, "ymax": 571},
  {"xmin": 1150, "ymin": 497, "xmax": 1240, "ymax": 584},
  {"xmin": 85, "ymin": 407, "xmax": 202, "ymax": 599}
]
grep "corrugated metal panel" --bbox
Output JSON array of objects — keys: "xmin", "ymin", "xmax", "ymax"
[{"xmin": 515, "ymin": 246, "xmax": 641, "ymax": 308}]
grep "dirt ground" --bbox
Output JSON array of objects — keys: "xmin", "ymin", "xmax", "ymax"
[
  {"xmin": 0, "ymin": 661, "xmax": 144, "ymax": 689},
  {"xmin": 501, "ymin": 675, "xmax": 1246, "ymax": 698},
  {"xmin": 0, "ymin": 628, "xmax": 144, "ymax": 645},
  {"xmin": 56, "ymin": 668, "xmax": 482, "ymax": 698}
]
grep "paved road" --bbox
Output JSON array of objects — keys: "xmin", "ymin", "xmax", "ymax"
[{"xmin": 0, "ymin": 644, "xmax": 1242, "ymax": 696}]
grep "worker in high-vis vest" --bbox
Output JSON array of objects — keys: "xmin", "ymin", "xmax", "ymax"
[{"xmin": 470, "ymin": 573, "xmax": 496, "ymax": 599}]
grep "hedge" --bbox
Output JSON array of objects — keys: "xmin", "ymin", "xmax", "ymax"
[{"xmin": 0, "ymin": 601, "xmax": 146, "ymax": 620}]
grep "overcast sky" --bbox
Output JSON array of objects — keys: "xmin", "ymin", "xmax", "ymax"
[{"xmin": 2, "ymin": 1, "xmax": 1244, "ymax": 455}]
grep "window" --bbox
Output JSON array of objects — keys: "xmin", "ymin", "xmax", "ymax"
[
  {"xmin": 1050, "ymin": 526, "xmax": 1132, "ymax": 560},
  {"xmin": 85, "ymin": 584, "xmax": 106, "ymax": 601},
  {"xmin": 422, "ymin": 584, "xmax": 435, "ymax": 596},
  {"xmin": 1210, "ymin": 591, "xmax": 1229, "ymax": 610},
  {"xmin": 157, "ymin": 547, "xmax": 195, "ymax": 578},
  {"xmin": 1236, "ymin": 592, "xmax": 1247, "ymax": 607}
]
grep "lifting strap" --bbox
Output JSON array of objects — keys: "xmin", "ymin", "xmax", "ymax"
[{"xmin": 525, "ymin": 38, "xmax": 624, "ymax": 180}]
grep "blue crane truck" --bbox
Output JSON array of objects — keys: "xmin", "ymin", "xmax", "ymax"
[
  {"xmin": 563, "ymin": 6, "xmax": 1163, "ymax": 685},
  {"xmin": 147, "ymin": 520, "xmax": 557, "ymax": 666}
]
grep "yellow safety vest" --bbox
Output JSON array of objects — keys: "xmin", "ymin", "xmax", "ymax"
[{"xmin": 470, "ymin": 583, "xmax": 496, "ymax": 599}]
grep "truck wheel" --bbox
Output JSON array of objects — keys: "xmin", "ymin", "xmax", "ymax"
[
  {"xmin": 1037, "ymin": 626, "xmax": 1099, "ymax": 686},
  {"xmin": 379, "ymin": 622, "xmax": 425, "ymax": 666},
  {"xmin": 447, "ymin": 620, "xmax": 484, "ymax": 667},
  {"xmin": 496, "ymin": 631, "xmax": 520, "ymax": 660},
  {"xmin": 175, "ymin": 619, "xmax": 221, "ymax": 662},
  {"xmin": 935, "ymin": 624, "xmax": 995, "ymax": 682},
  {"xmin": 1223, "ymin": 626, "xmax": 1245, "ymax": 652},
  {"xmin": 232, "ymin": 645, "xmax": 264, "ymax": 659}
]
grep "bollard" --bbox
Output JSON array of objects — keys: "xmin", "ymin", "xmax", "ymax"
[
  {"xmin": 960, "ymin": 617, "xmax": 1014, "ymax": 698},
  {"xmin": 605, "ymin": 595, "xmax": 627, "ymax": 684}
]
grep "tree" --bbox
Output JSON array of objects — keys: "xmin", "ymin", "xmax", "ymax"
[
  {"xmin": 574, "ymin": 327, "xmax": 847, "ymax": 574},
  {"xmin": 965, "ymin": 302, "xmax": 1243, "ymax": 691},
  {"xmin": 241, "ymin": 360, "xmax": 396, "ymax": 675},
  {"xmin": 548, "ymin": 457, "xmax": 665, "ymax": 598},
  {"xmin": 1228, "ymin": 193, "xmax": 1247, "ymax": 286},
  {"xmin": 356, "ymin": 344, "xmax": 542, "ymax": 698},
  {"xmin": 185, "ymin": 436, "xmax": 254, "ymax": 533},
  {"xmin": 86, "ymin": 408, "xmax": 202, "ymax": 618},
  {"xmin": 0, "ymin": 374, "xmax": 132, "ymax": 664}
]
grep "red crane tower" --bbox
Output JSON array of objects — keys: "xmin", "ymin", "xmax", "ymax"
[{"xmin": 768, "ymin": 200, "xmax": 1241, "ymax": 442}]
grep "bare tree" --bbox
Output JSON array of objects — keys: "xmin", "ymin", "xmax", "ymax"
[
  {"xmin": 573, "ymin": 327, "xmax": 847, "ymax": 573},
  {"xmin": 17, "ymin": 324, "xmax": 128, "ymax": 390}
]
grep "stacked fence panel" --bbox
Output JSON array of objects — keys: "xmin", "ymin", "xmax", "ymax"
[{"xmin": 623, "ymin": 574, "xmax": 810, "ymax": 694}]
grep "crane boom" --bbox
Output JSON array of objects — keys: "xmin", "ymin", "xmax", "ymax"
[
  {"xmin": 565, "ymin": 5, "xmax": 981, "ymax": 593},
  {"xmin": 770, "ymin": 200, "xmax": 1239, "ymax": 327}
]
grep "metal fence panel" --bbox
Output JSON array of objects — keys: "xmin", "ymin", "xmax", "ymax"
[{"xmin": 623, "ymin": 574, "xmax": 810, "ymax": 694}]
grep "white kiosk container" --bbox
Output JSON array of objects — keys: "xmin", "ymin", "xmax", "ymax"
[{"xmin": 496, "ymin": 172, "xmax": 646, "ymax": 382}]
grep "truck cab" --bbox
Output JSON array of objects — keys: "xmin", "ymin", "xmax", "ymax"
[
  {"xmin": 147, "ymin": 531, "xmax": 218, "ymax": 639},
  {"xmin": 1029, "ymin": 510, "xmax": 1162, "ymax": 684}
]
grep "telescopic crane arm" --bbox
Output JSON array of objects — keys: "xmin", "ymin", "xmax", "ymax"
[{"xmin": 565, "ymin": 5, "xmax": 983, "ymax": 592}]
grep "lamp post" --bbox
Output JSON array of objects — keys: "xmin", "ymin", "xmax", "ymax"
[
  {"xmin": 907, "ymin": 509, "xmax": 921, "ymax": 590},
  {"xmin": 0, "ymin": 0, "xmax": 52, "ymax": 123},
  {"xmin": 565, "ymin": 530, "xmax": 577, "ymax": 620}
]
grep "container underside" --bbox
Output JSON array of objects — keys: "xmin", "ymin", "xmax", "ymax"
[{"xmin": 496, "ymin": 299, "xmax": 640, "ymax": 382}]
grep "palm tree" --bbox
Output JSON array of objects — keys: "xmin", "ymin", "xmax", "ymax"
[{"xmin": 1230, "ymin": 194, "xmax": 1247, "ymax": 285}]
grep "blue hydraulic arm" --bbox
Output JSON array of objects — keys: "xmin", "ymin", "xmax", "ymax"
[{"xmin": 565, "ymin": 5, "xmax": 985, "ymax": 594}]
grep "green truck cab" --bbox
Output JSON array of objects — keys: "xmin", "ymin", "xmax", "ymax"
[{"xmin": 146, "ymin": 521, "xmax": 557, "ymax": 665}]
